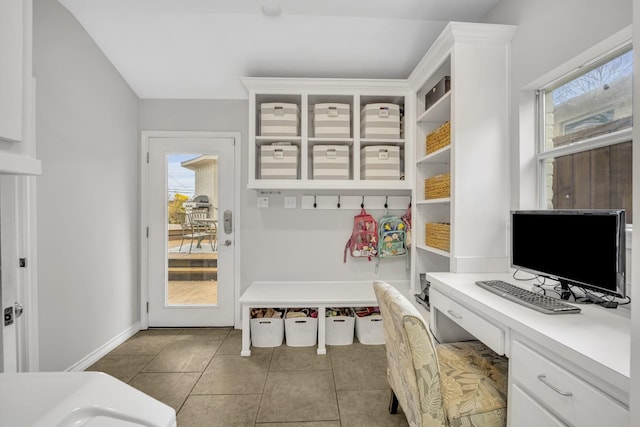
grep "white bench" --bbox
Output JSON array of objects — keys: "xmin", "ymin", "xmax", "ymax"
[{"xmin": 238, "ymin": 280, "xmax": 410, "ymax": 356}]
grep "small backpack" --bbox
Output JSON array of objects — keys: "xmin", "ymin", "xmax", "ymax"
[
  {"xmin": 344, "ymin": 207, "xmax": 378, "ymax": 262},
  {"xmin": 377, "ymin": 210, "xmax": 408, "ymax": 259}
]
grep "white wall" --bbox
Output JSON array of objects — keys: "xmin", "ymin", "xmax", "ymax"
[
  {"xmin": 33, "ymin": 0, "xmax": 140, "ymax": 371},
  {"xmin": 483, "ymin": 0, "xmax": 632, "ymax": 209},
  {"xmin": 631, "ymin": 1, "xmax": 640, "ymax": 424},
  {"xmin": 140, "ymin": 100, "xmax": 411, "ymax": 296}
]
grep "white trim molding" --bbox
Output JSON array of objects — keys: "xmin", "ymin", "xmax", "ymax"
[{"xmin": 66, "ymin": 322, "xmax": 141, "ymax": 372}]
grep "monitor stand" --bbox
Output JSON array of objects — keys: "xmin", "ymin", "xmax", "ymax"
[
  {"xmin": 559, "ymin": 281, "xmax": 572, "ymax": 301},
  {"xmin": 532, "ymin": 280, "xmax": 585, "ymax": 304},
  {"xmin": 555, "ymin": 280, "xmax": 618, "ymax": 308}
]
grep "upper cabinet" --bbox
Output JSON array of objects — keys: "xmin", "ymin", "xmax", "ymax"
[
  {"xmin": 0, "ymin": 0, "xmax": 41, "ymax": 175},
  {"xmin": 408, "ymin": 22, "xmax": 516, "ymax": 282},
  {"xmin": 0, "ymin": 0, "xmax": 23, "ymax": 143},
  {"xmin": 242, "ymin": 78, "xmax": 411, "ymax": 191}
]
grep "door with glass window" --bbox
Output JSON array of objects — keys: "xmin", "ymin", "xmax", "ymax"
[{"xmin": 147, "ymin": 136, "xmax": 235, "ymax": 326}]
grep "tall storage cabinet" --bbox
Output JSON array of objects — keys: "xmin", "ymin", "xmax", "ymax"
[
  {"xmin": 408, "ymin": 22, "xmax": 516, "ymax": 288},
  {"xmin": 0, "ymin": 0, "xmax": 40, "ymax": 175},
  {"xmin": 242, "ymin": 78, "xmax": 411, "ymax": 191}
]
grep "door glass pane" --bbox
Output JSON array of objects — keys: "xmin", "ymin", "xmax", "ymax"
[{"xmin": 166, "ymin": 153, "xmax": 219, "ymax": 305}]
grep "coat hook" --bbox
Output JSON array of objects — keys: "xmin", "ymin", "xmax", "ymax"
[
  {"xmin": 313, "ymin": 195, "xmax": 317, "ymax": 208},
  {"xmin": 384, "ymin": 196, "xmax": 389, "ymax": 209},
  {"xmin": 337, "ymin": 195, "xmax": 341, "ymax": 208},
  {"xmin": 361, "ymin": 196, "xmax": 365, "ymax": 208}
]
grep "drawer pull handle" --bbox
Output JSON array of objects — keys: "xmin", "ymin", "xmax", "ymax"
[
  {"xmin": 537, "ymin": 375, "xmax": 573, "ymax": 396},
  {"xmin": 447, "ymin": 309, "xmax": 463, "ymax": 319}
]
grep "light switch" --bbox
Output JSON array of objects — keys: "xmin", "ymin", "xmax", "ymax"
[
  {"xmin": 284, "ymin": 196, "xmax": 297, "ymax": 209},
  {"xmin": 257, "ymin": 196, "xmax": 269, "ymax": 208}
]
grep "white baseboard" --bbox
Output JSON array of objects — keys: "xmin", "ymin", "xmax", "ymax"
[{"xmin": 66, "ymin": 322, "xmax": 141, "ymax": 372}]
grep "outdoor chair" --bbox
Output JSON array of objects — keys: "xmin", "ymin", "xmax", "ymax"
[{"xmin": 179, "ymin": 211, "xmax": 215, "ymax": 253}]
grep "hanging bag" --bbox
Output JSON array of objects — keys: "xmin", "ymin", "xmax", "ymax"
[
  {"xmin": 401, "ymin": 202, "xmax": 412, "ymax": 247},
  {"xmin": 344, "ymin": 207, "xmax": 378, "ymax": 262},
  {"xmin": 377, "ymin": 209, "xmax": 408, "ymax": 259},
  {"xmin": 375, "ymin": 206, "xmax": 409, "ymax": 272}
]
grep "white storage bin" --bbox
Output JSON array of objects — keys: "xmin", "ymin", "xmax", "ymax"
[
  {"xmin": 285, "ymin": 309, "xmax": 318, "ymax": 347},
  {"xmin": 313, "ymin": 103, "xmax": 350, "ymax": 138},
  {"xmin": 325, "ymin": 308, "xmax": 355, "ymax": 346},
  {"xmin": 313, "ymin": 145, "xmax": 350, "ymax": 180},
  {"xmin": 260, "ymin": 103, "xmax": 299, "ymax": 136},
  {"xmin": 355, "ymin": 312, "xmax": 385, "ymax": 345},
  {"xmin": 360, "ymin": 145, "xmax": 400, "ymax": 180},
  {"xmin": 250, "ymin": 318, "xmax": 284, "ymax": 347},
  {"xmin": 260, "ymin": 144, "xmax": 299, "ymax": 179},
  {"xmin": 360, "ymin": 103, "xmax": 401, "ymax": 138},
  {"xmin": 250, "ymin": 308, "xmax": 285, "ymax": 347}
]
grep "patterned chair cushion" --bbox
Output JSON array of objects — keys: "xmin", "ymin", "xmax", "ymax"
[{"xmin": 436, "ymin": 341, "xmax": 508, "ymax": 427}]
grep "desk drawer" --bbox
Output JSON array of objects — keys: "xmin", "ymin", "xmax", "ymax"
[
  {"xmin": 431, "ymin": 289, "xmax": 505, "ymax": 354},
  {"xmin": 510, "ymin": 384, "xmax": 567, "ymax": 427},
  {"xmin": 511, "ymin": 340, "xmax": 628, "ymax": 427}
]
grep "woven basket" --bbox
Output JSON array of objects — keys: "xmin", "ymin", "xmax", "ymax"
[
  {"xmin": 425, "ymin": 122, "xmax": 451, "ymax": 154},
  {"xmin": 425, "ymin": 223, "xmax": 450, "ymax": 251},
  {"xmin": 424, "ymin": 174, "xmax": 450, "ymax": 199}
]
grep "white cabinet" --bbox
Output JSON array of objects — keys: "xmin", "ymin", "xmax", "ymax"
[
  {"xmin": 407, "ymin": 22, "xmax": 516, "ymax": 286},
  {"xmin": 0, "ymin": 0, "xmax": 41, "ymax": 175},
  {"xmin": 510, "ymin": 384, "xmax": 568, "ymax": 427},
  {"xmin": 509, "ymin": 339, "xmax": 628, "ymax": 427},
  {"xmin": 242, "ymin": 78, "xmax": 411, "ymax": 191},
  {"xmin": 0, "ymin": 0, "xmax": 24, "ymax": 144}
]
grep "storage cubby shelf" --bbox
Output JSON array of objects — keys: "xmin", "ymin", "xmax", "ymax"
[
  {"xmin": 417, "ymin": 197, "xmax": 451, "ymax": 205},
  {"xmin": 417, "ymin": 92, "xmax": 451, "ymax": 124},
  {"xmin": 416, "ymin": 244, "xmax": 451, "ymax": 257},
  {"xmin": 417, "ymin": 146, "xmax": 451, "ymax": 164},
  {"xmin": 243, "ymin": 78, "xmax": 411, "ymax": 191},
  {"xmin": 247, "ymin": 179, "xmax": 411, "ymax": 192},
  {"xmin": 409, "ymin": 22, "xmax": 516, "ymax": 292}
]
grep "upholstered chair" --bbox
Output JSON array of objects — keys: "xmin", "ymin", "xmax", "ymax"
[{"xmin": 373, "ymin": 281, "xmax": 508, "ymax": 427}]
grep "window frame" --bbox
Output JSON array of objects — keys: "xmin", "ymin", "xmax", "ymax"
[{"xmin": 535, "ymin": 43, "xmax": 633, "ymax": 215}]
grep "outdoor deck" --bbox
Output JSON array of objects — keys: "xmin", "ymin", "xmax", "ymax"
[{"xmin": 167, "ymin": 239, "xmax": 218, "ymax": 305}]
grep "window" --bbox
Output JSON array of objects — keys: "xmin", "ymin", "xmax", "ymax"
[{"xmin": 537, "ymin": 46, "xmax": 633, "ymax": 223}]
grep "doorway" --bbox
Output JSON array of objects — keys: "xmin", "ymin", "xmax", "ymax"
[
  {"xmin": 142, "ymin": 132, "xmax": 240, "ymax": 327},
  {"xmin": 0, "ymin": 175, "xmax": 36, "ymax": 372}
]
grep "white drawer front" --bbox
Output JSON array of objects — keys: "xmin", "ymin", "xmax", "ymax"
[
  {"xmin": 510, "ymin": 384, "xmax": 567, "ymax": 427},
  {"xmin": 511, "ymin": 340, "xmax": 628, "ymax": 427},
  {"xmin": 430, "ymin": 289, "xmax": 505, "ymax": 354}
]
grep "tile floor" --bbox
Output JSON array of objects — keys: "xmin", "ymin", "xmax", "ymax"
[{"xmin": 87, "ymin": 328, "xmax": 409, "ymax": 427}]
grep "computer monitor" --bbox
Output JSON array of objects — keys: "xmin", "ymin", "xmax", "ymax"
[{"xmin": 511, "ymin": 209, "xmax": 626, "ymax": 299}]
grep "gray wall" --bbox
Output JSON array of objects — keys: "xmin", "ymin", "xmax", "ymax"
[
  {"xmin": 139, "ymin": 100, "xmax": 411, "ymax": 297},
  {"xmin": 33, "ymin": 0, "xmax": 140, "ymax": 371}
]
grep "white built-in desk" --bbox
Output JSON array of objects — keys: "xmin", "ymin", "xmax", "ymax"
[
  {"xmin": 239, "ymin": 280, "xmax": 409, "ymax": 356},
  {"xmin": 427, "ymin": 272, "xmax": 630, "ymax": 427}
]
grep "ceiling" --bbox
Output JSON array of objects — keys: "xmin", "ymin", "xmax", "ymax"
[{"xmin": 57, "ymin": 0, "xmax": 500, "ymax": 99}]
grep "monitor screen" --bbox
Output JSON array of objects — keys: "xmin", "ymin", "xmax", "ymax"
[{"xmin": 511, "ymin": 210, "xmax": 626, "ymax": 298}]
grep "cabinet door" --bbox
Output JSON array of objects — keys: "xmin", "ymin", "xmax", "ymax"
[
  {"xmin": 510, "ymin": 384, "xmax": 568, "ymax": 427},
  {"xmin": 0, "ymin": 0, "xmax": 24, "ymax": 143}
]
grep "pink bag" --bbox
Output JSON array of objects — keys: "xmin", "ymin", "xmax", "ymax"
[{"xmin": 344, "ymin": 208, "xmax": 378, "ymax": 262}]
